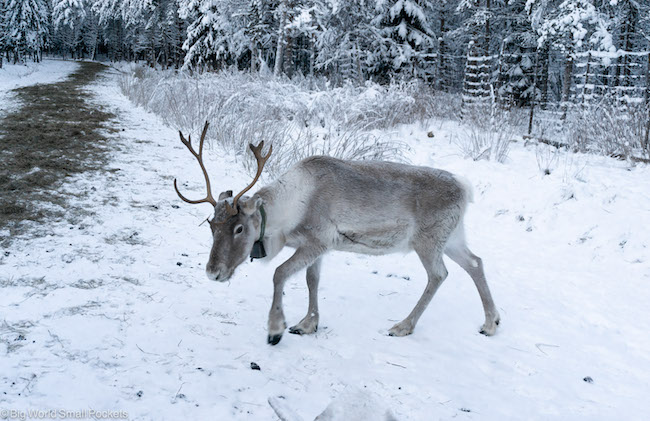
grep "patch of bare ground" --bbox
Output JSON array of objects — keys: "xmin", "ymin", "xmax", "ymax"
[{"xmin": 0, "ymin": 62, "xmax": 115, "ymax": 247}]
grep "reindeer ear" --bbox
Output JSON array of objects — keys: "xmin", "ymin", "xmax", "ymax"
[
  {"xmin": 241, "ymin": 196, "xmax": 263, "ymax": 215},
  {"xmin": 218, "ymin": 190, "xmax": 233, "ymax": 200}
]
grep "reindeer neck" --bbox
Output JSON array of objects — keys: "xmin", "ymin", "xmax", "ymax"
[{"xmin": 252, "ymin": 186, "xmax": 288, "ymax": 259}]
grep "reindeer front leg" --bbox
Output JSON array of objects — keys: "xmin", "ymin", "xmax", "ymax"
[
  {"xmin": 268, "ymin": 246, "xmax": 325, "ymax": 345},
  {"xmin": 289, "ymin": 257, "xmax": 322, "ymax": 335}
]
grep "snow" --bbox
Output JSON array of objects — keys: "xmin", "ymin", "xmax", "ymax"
[
  {"xmin": 1, "ymin": 61, "xmax": 650, "ymax": 420},
  {"xmin": 287, "ymin": 9, "xmax": 314, "ymax": 31}
]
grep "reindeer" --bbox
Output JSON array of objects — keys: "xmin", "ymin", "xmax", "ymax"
[{"xmin": 174, "ymin": 122, "xmax": 500, "ymax": 345}]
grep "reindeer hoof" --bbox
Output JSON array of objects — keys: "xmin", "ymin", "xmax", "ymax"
[
  {"xmin": 480, "ymin": 314, "xmax": 500, "ymax": 336},
  {"xmin": 388, "ymin": 320, "xmax": 414, "ymax": 337},
  {"xmin": 267, "ymin": 334, "xmax": 283, "ymax": 345},
  {"xmin": 288, "ymin": 324, "xmax": 318, "ymax": 335}
]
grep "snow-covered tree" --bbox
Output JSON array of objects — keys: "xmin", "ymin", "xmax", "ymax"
[
  {"xmin": 0, "ymin": 0, "xmax": 9, "ymax": 66},
  {"xmin": 243, "ymin": 0, "xmax": 277, "ymax": 72},
  {"xmin": 454, "ymin": 0, "xmax": 494, "ymax": 54},
  {"xmin": 52, "ymin": 0, "xmax": 87, "ymax": 58},
  {"xmin": 149, "ymin": 0, "xmax": 185, "ymax": 68},
  {"xmin": 527, "ymin": 0, "xmax": 613, "ymax": 55},
  {"xmin": 91, "ymin": 0, "xmax": 119, "ymax": 25},
  {"xmin": 310, "ymin": 0, "xmax": 377, "ymax": 83},
  {"xmin": 493, "ymin": 0, "xmax": 539, "ymax": 105},
  {"xmin": 180, "ymin": 0, "xmax": 249, "ymax": 70},
  {"xmin": 497, "ymin": 41, "xmax": 537, "ymax": 106},
  {"xmin": 53, "ymin": 0, "xmax": 86, "ymax": 28},
  {"xmin": 80, "ymin": 8, "xmax": 98, "ymax": 59},
  {"xmin": 0, "ymin": 0, "xmax": 644, "ymax": 101},
  {"xmin": 372, "ymin": 0, "xmax": 436, "ymax": 79},
  {"xmin": 527, "ymin": 0, "xmax": 614, "ymax": 103},
  {"xmin": 5, "ymin": 0, "xmax": 50, "ymax": 62},
  {"xmin": 605, "ymin": 0, "xmax": 646, "ymax": 89}
]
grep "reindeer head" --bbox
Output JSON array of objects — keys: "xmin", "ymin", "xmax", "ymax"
[{"xmin": 174, "ymin": 122, "xmax": 272, "ymax": 282}]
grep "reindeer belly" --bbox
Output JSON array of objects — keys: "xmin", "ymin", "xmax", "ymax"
[{"xmin": 332, "ymin": 221, "xmax": 413, "ymax": 255}]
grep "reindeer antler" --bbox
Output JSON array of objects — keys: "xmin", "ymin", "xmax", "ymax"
[
  {"xmin": 225, "ymin": 141, "xmax": 272, "ymax": 215},
  {"xmin": 173, "ymin": 121, "xmax": 217, "ymax": 207}
]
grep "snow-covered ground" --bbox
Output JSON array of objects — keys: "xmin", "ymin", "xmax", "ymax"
[{"xmin": 1, "ymin": 60, "xmax": 649, "ymax": 420}]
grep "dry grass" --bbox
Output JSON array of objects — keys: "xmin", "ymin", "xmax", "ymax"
[
  {"xmin": 0, "ymin": 62, "xmax": 115, "ymax": 246},
  {"xmin": 117, "ymin": 65, "xmax": 415, "ymax": 175},
  {"xmin": 566, "ymin": 102, "xmax": 649, "ymax": 160},
  {"xmin": 0, "ymin": 320, "xmax": 35, "ymax": 354},
  {"xmin": 454, "ymin": 103, "xmax": 518, "ymax": 163}
]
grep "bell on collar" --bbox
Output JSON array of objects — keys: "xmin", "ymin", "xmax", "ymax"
[{"xmin": 250, "ymin": 240, "xmax": 267, "ymax": 260}]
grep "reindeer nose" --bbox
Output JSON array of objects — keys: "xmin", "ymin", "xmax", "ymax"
[
  {"xmin": 206, "ymin": 269, "xmax": 220, "ymax": 281},
  {"xmin": 207, "ymin": 263, "xmax": 230, "ymax": 282}
]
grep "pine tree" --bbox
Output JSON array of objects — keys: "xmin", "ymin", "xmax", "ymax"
[
  {"xmin": 53, "ymin": 0, "xmax": 86, "ymax": 28},
  {"xmin": 81, "ymin": 6, "xmax": 99, "ymax": 60},
  {"xmin": 166, "ymin": 1, "xmax": 187, "ymax": 68},
  {"xmin": 52, "ymin": 0, "xmax": 87, "ymax": 58},
  {"xmin": 245, "ymin": 0, "xmax": 277, "ymax": 72},
  {"xmin": 372, "ymin": 0, "xmax": 436, "ymax": 79},
  {"xmin": 312, "ymin": 0, "xmax": 375, "ymax": 83},
  {"xmin": 434, "ymin": 0, "xmax": 459, "ymax": 91},
  {"xmin": 608, "ymin": 0, "xmax": 642, "ymax": 90},
  {"xmin": 527, "ymin": 0, "xmax": 614, "ymax": 104},
  {"xmin": 494, "ymin": 0, "xmax": 538, "ymax": 106},
  {"xmin": 180, "ymin": 0, "xmax": 250, "ymax": 70},
  {"xmin": 0, "ymin": 0, "xmax": 9, "ymax": 66},
  {"xmin": 5, "ymin": 0, "xmax": 50, "ymax": 62}
]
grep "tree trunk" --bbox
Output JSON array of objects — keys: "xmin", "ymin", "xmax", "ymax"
[
  {"xmin": 528, "ymin": 51, "xmax": 539, "ymax": 135},
  {"xmin": 283, "ymin": 36, "xmax": 294, "ymax": 77},
  {"xmin": 562, "ymin": 55, "xmax": 573, "ymax": 104},
  {"xmin": 485, "ymin": 0, "xmax": 491, "ymax": 55},
  {"xmin": 623, "ymin": 6, "xmax": 637, "ymax": 88},
  {"xmin": 561, "ymin": 54, "xmax": 574, "ymax": 118},
  {"xmin": 621, "ymin": 15, "xmax": 630, "ymax": 88},
  {"xmin": 251, "ymin": 44, "xmax": 258, "ymax": 72},
  {"xmin": 310, "ymin": 35, "xmax": 316, "ymax": 78},
  {"xmin": 614, "ymin": 21, "xmax": 625, "ymax": 89},
  {"xmin": 581, "ymin": 53, "xmax": 591, "ymax": 105},
  {"xmin": 274, "ymin": 0, "xmax": 288, "ymax": 77},
  {"xmin": 438, "ymin": 17, "xmax": 445, "ymax": 91},
  {"xmin": 355, "ymin": 42, "xmax": 363, "ymax": 84},
  {"xmin": 539, "ymin": 45, "xmax": 549, "ymax": 106},
  {"xmin": 645, "ymin": 52, "xmax": 650, "ymax": 157},
  {"xmin": 177, "ymin": 14, "xmax": 184, "ymax": 69},
  {"xmin": 646, "ymin": 52, "xmax": 650, "ymax": 106}
]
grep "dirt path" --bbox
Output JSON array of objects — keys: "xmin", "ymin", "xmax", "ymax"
[{"xmin": 0, "ymin": 62, "xmax": 114, "ymax": 246}]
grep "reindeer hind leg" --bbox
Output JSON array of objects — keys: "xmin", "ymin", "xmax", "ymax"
[
  {"xmin": 389, "ymin": 242, "xmax": 448, "ymax": 337},
  {"xmin": 445, "ymin": 223, "xmax": 500, "ymax": 335}
]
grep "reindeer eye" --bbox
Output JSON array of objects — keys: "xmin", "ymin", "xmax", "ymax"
[{"xmin": 234, "ymin": 225, "xmax": 244, "ymax": 235}]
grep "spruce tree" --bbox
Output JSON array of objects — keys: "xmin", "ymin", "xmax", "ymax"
[
  {"xmin": 372, "ymin": 0, "xmax": 436, "ymax": 80},
  {"xmin": 5, "ymin": 0, "xmax": 50, "ymax": 62}
]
